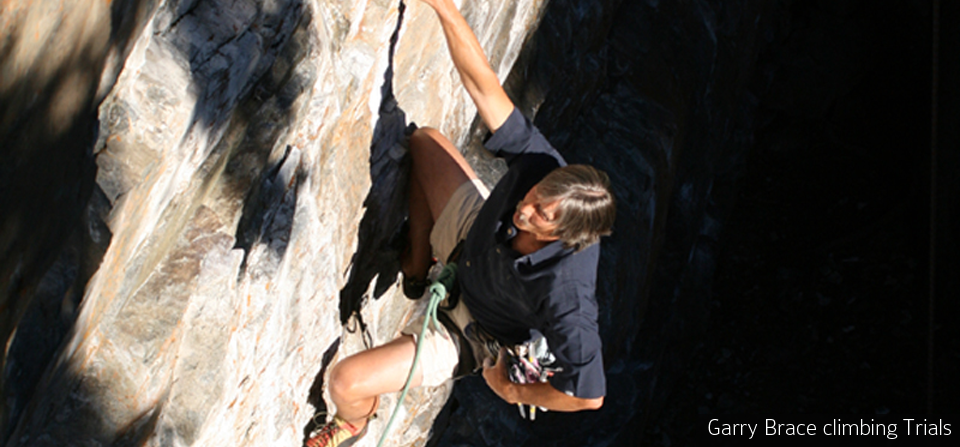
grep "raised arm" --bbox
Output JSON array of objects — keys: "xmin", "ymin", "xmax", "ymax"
[{"xmin": 420, "ymin": 0, "xmax": 515, "ymax": 132}]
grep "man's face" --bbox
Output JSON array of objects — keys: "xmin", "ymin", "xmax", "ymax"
[{"xmin": 513, "ymin": 185, "xmax": 561, "ymax": 241}]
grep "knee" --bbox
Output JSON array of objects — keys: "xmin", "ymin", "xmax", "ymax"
[
  {"xmin": 409, "ymin": 126, "xmax": 440, "ymax": 143},
  {"xmin": 327, "ymin": 361, "xmax": 362, "ymax": 403},
  {"xmin": 408, "ymin": 127, "xmax": 441, "ymax": 156}
]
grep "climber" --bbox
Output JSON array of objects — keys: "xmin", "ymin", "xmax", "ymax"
[{"xmin": 305, "ymin": 0, "xmax": 615, "ymax": 445}]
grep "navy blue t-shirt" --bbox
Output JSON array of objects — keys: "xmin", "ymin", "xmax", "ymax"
[{"xmin": 459, "ymin": 108, "xmax": 606, "ymax": 399}]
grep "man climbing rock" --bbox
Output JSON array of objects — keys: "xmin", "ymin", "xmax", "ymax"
[{"xmin": 306, "ymin": 1, "xmax": 615, "ymax": 445}]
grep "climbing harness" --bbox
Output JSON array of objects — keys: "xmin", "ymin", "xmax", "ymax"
[
  {"xmin": 377, "ymin": 261, "xmax": 458, "ymax": 447},
  {"xmin": 377, "ymin": 259, "xmax": 561, "ymax": 446}
]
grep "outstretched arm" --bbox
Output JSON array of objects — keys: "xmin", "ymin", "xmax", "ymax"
[{"xmin": 420, "ymin": 0, "xmax": 515, "ymax": 132}]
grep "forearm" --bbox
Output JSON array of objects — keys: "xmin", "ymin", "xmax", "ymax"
[
  {"xmin": 426, "ymin": 0, "xmax": 513, "ymax": 131},
  {"xmin": 502, "ymin": 381, "xmax": 604, "ymax": 412}
]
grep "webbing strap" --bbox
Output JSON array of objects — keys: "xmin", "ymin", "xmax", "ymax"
[{"xmin": 377, "ymin": 262, "xmax": 458, "ymax": 447}]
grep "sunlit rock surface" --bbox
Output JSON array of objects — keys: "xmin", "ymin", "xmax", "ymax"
[
  {"xmin": 2, "ymin": 0, "xmax": 542, "ymax": 445},
  {"xmin": 1, "ymin": 0, "xmax": 778, "ymax": 445}
]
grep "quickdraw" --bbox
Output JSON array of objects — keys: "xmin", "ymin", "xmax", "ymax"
[{"xmin": 505, "ymin": 334, "xmax": 562, "ymax": 421}]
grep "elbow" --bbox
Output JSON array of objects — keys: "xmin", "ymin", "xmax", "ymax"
[{"xmin": 581, "ymin": 396, "xmax": 604, "ymax": 411}]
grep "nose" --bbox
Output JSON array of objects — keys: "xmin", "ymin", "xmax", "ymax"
[{"xmin": 519, "ymin": 201, "xmax": 537, "ymax": 220}]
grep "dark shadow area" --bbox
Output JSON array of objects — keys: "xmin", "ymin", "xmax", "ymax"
[
  {"xmin": 338, "ymin": 0, "xmax": 412, "ymax": 325},
  {"xmin": 163, "ymin": 0, "xmax": 307, "ymax": 130},
  {"xmin": 931, "ymin": 0, "xmax": 960, "ymax": 417},
  {"xmin": 0, "ymin": 37, "xmax": 99, "ymax": 376},
  {"xmin": 1, "ymin": 185, "xmax": 113, "ymax": 443},
  {"xmin": 648, "ymin": 0, "xmax": 960, "ymax": 444},
  {"xmin": 233, "ymin": 143, "xmax": 306, "ymax": 279}
]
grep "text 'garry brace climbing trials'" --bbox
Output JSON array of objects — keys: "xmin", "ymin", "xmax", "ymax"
[{"xmin": 705, "ymin": 417, "xmax": 952, "ymax": 440}]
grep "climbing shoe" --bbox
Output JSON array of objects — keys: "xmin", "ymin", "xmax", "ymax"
[
  {"xmin": 305, "ymin": 415, "xmax": 367, "ymax": 447},
  {"xmin": 402, "ymin": 274, "xmax": 430, "ymax": 299},
  {"xmin": 393, "ymin": 219, "xmax": 435, "ymax": 299}
]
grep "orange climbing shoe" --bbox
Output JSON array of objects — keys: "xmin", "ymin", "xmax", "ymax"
[{"xmin": 305, "ymin": 415, "xmax": 367, "ymax": 447}]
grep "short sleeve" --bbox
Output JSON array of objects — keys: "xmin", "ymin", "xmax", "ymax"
[
  {"xmin": 484, "ymin": 108, "xmax": 566, "ymax": 166},
  {"xmin": 542, "ymin": 283, "xmax": 606, "ymax": 399}
]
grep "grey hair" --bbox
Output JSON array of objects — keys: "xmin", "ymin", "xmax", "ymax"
[{"xmin": 535, "ymin": 164, "xmax": 616, "ymax": 251}]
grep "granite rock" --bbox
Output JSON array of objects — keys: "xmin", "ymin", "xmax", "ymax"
[{"xmin": 3, "ymin": 0, "xmax": 545, "ymax": 446}]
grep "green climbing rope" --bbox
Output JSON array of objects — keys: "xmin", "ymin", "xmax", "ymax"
[{"xmin": 377, "ymin": 262, "xmax": 457, "ymax": 447}]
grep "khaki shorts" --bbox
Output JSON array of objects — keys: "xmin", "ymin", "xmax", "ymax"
[
  {"xmin": 402, "ymin": 178, "xmax": 491, "ymax": 387},
  {"xmin": 429, "ymin": 178, "xmax": 489, "ymax": 264},
  {"xmin": 400, "ymin": 296, "xmax": 491, "ymax": 387}
]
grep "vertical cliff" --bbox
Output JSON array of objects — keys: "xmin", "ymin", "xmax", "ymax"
[
  {"xmin": 2, "ymin": 0, "xmax": 543, "ymax": 445},
  {"xmin": 2, "ymin": 0, "xmax": 779, "ymax": 445}
]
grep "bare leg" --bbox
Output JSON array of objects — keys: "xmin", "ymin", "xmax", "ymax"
[
  {"xmin": 404, "ymin": 173, "xmax": 434, "ymax": 279},
  {"xmin": 325, "ymin": 129, "xmax": 478, "ymax": 430},
  {"xmin": 327, "ymin": 335, "xmax": 421, "ymax": 428},
  {"xmin": 402, "ymin": 127, "xmax": 479, "ymax": 279}
]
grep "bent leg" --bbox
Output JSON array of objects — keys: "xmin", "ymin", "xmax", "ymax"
[
  {"xmin": 327, "ymin": 335, "xmax": 421, "ymax": 426},
  {"xmin": 403, "ymin": 127, "xmax": 479, "ymax": 279},
  {"xmin": 409, "ymin": 127, "xmax": 479, "ymax": 218},
  {"xmin": 405, "ymin": 173, "xmax": 433, "ymax": 280}
]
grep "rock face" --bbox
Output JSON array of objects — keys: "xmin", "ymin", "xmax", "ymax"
[
  {"xmin": 1, "ymin": 0, "xmax": 778, "ymax": 446},
  {"xmin": 3, "ymin": 0, "xmax": 544, "ymax": 445}
]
